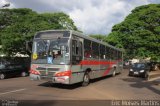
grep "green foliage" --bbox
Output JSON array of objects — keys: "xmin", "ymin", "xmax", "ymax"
[
  {"xmin": 106, "ymin": 4, "xmax": 160, "ymax": 61},
  {"xmin": 0, "ymin": 8, "xmax": 78, "ymax": 56}
]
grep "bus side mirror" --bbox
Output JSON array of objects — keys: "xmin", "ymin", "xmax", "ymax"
[{"xmin": 26, "ymin": 41, "xmax": 32, "ymax": 53}]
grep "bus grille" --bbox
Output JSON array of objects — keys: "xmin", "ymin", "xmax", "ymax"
[
  {"xmin": 48, "ymin": 72, "xmax": 55, "ymax": 77},
  {"xmin": 39, "ymin": 71, "xmax": 55, "ymax": 78}
]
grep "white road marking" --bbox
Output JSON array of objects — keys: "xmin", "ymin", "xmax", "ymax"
[{"xmin": 0, "ymin": 88, "xmax": 26, "ymax": 95}]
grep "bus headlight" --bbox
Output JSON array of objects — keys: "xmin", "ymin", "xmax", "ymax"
[{"xmin": 140, "ymin": 70, "xmax": 144, "ymax": 73}]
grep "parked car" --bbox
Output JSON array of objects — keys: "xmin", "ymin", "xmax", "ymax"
[
  {"xmin": 128, "ymin": 62, "xmax": 151, "ymax": 78},
  {"xmin": 0, "ymin": 57, "xmax": 30, "ymax": 80}
]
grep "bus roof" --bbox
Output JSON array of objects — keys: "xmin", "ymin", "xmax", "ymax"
[
  {"xmin": 34, "ymin": 30, "xmax": 122, "ymax": 52},
  {"xmin": 71, "ymin": 30, "xmax": 122, "ymax": 52}
]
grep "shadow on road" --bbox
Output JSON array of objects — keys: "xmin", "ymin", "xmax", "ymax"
[
  {"xmin": 90, "ymin": 75, "xmax": 112, "ymax": 83},
  {"xmin": 38, "ymin": 82, "xmax": 82, "ymax": 90},
  {"xmin": 122, "ymin": 77, "xmax": 160, "ymax": 95}
]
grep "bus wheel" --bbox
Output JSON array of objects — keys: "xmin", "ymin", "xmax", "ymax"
[
  {"xmin": 0, "ymin": 74, "xmax": 5, "ymax": 80},
  {"xmin": 112, "ymin": 70, "xmax": 116, "ymax": 77},
  {"xmin": 82, "ymin": 72, "xmax": 90, "ymax": 86}
]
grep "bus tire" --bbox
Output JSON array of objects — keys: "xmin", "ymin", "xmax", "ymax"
[
  {"xmin": 112, "ymin": 70, "xmax": 116, "ymax": 77},
  {"xmin": 82, "ymin": 72, "xmax": 90, "ymax": 87}
]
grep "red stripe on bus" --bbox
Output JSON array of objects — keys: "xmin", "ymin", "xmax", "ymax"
[
  {"xmin": 103, "ymin": 64, "xmax": 113, "ymax": 76},
  {"xmin": 78, "ymin": 60, "xmax": 122, "ymax": 76},
  {"xmin": 79, "ymin": 60, "xmax": 116, "ymax": 65}
]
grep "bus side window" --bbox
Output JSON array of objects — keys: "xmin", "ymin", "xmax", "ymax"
[
  {"xmin": 84, "ymin": 39, "xmax": 92, "ymax": 58},
  {"xmin": 72, "ymin": 40, "xmax": 81, "ymax": 56},
  {"xmin": 105, "ymin": 47, "xmax": 109, "ymax": 60},
  {"xmin": 100, "ymin": 45, "xmax": 105, "ymax": 59},
  {"xmin": 106, "ymin": 47, "xmax": 111, "ymax": 60},
  {"xmin": 72, "ymin": 40, "xmax": 82, "ymax": 65},
  {"xmin": 72, "ymin": 40, "xmax": 76, "ymax": 55},
  {"xmin": 75, "ymin": 45, "xmax": 79, "ymax": 55},
  {"xmin": 118, "ymin": 51, "xmax": 122, "ymax": 60},
  {"xmin": 92, "ymin": 42, "xmax": 99, "ymax": 59},
  {"xmin": 79, "ymin": 42, "xmax": 82, "ymax": 56}
]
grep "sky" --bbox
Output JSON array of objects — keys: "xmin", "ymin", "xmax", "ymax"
[{"xmin": 0, "ymin": 0, "xmax": 160, "ymax": 35}]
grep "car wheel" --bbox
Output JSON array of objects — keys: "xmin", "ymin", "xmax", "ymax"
[
  {"xmin": 128, "ymin": 73, "xmax": 132, "ymax": 76},
  {"xmin": 82, "ymin": 72, "xmax": 90, "ymax": 86},
  {"xmin": 0, "ymin": 74, "xmax": 5, "ymax": 80},
  {"xmin": 21, "ymin": 72, "xmax": 27, "ymax": 77}
]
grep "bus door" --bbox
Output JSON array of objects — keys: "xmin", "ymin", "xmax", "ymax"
[{"xmin": 70, "ymin": 37, "xmax": 84, "ymax": 84}]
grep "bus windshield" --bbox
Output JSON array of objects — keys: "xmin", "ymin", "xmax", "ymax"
[{"xmin": 32, "ymin": 38, "xmax": 70, "ymax": 65}]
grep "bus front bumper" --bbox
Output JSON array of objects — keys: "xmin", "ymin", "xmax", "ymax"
[{"xmin": 30, "ymin": 74, "xmax": 70, "ymax": 84}]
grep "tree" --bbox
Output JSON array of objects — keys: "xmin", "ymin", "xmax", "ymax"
[
  {"xmin": 106, "ymin": 4, "xmax": 160, "ymax": 61},
  {"xmin": 0, "ymin": 8, "xmax": 78, "ymax": 56}
]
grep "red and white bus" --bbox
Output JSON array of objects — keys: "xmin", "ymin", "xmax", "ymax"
[{"xmin": 29, "ymin": 30, "xmax": 123, "ymax": 86}]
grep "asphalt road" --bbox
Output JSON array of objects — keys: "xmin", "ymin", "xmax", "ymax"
[{"xmin": 0, "ymin": 69, "xmax": 160, "ymax": 105}]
